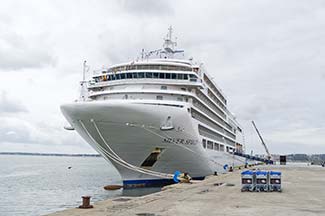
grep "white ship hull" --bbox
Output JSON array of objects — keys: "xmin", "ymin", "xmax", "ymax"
[
  {"xmin": 60, "ymin": 28, "xmax": 259, "ymax": 188},
  {"xmin": 61, "ymin": 100, "xmax": 248, "ymax": 187}
]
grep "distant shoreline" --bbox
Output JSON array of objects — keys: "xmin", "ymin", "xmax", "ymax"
[{"xmin": 0, "ymin": 152, "xmax": 101, "ymax": 157}]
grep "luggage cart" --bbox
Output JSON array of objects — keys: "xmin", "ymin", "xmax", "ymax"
[
  {"xmin": 255, "ymin": 171, "xmax": 268, "ymax": 192},
  {"xmin": 269, "ymin": 171, "xmax": 282, "ymax": 192},
  {"xmin": 241, "ymin": 170, "xmax": 255, "ymax": 192}
]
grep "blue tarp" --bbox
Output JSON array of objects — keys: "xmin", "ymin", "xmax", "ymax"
[
  {"xmin": 269, "ymin": 171, "xmax": 281, "ymax": 176},
  {"xmin": 256, "ymin": 171, "xmax": 268, "ymax": 176},
  {"xmin": 241, "ymin": 170, "xmax": 254, "ymax": 175},
  {"xmin": 173, "ymin": 170, "xmax": 181, "ymax": 183}
]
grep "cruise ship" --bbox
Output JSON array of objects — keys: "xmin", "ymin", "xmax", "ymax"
[{"xmin": 61, "ymin": 27, "xmax": 249, "ymax": 188}]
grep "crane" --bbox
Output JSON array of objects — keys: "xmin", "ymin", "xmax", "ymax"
[{"xmin": 251, "ymin": 121, "xmax": 272, "ymax": 162}]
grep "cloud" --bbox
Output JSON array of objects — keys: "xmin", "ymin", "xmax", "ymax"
[
  {"xmin": 0, "ymin": 0, "xmax": 324, "ymax": 155},
  {"xmin": 0, "ymin": 91, "xmax": 28, "ymax": 113},
  {"xmin": 119, "ymin": 0, "xmax": 173, "ymax": 16},
  {"xmin": 0, "ymin": 32, "xmax": 56, "ymax": 71},
  {"xmin": 0, "ymin": 115, "xmax": 93, "ymax": 153}
]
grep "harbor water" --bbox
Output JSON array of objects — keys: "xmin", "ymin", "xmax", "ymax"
[{"xmin": 0, "ymin": 155, "xmax": 160, "ymax": 216}]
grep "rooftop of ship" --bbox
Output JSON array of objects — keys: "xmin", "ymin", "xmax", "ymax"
[{"xmin": 91, "ymin": 27, "xmax": 227, "ymax": 99}]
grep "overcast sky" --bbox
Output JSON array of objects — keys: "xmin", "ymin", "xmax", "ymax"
[{"xmin": 0, "ymin": 0, "xmax": 324, "ymax": 154}]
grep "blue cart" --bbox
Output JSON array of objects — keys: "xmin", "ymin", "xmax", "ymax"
[
  {"xmin": 241, "ymin": 170, "xmax": 255, "ymax": 192},
  {"xmin": 269, "ymin": 171, "xmax": 282, "ymax": 192},
  {"xmin": 255, "ymin": 171, "xmax": 268, "ymax": 192}
]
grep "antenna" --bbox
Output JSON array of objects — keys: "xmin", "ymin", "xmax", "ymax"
[
  {"xmin": 141, "ymin": 49, "xmax": 145, "ymax": 60},
  {"xmin": 83, "ymin": 60, "xmax": 86, "ymax": 81}
]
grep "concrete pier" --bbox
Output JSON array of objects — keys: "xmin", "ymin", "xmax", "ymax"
[{"xmin": 48, "ymin": 164, "xmax": 325, "ymax": 216}]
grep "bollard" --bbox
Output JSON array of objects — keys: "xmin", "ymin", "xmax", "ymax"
[{"xmin": 79, "ymin": 196, "xmax": 93, "ymax": 209}]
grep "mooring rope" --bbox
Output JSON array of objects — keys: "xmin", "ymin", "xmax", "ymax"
[
  {"xmin": 79, "ymin": 120, "xmax": 174, "ymax": 179},
  {"xmin": 92, "ymin": 119, "xmax": 225, "ymax": 170}
]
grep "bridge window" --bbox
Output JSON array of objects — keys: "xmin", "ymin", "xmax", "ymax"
[
  {"xmin": 126, "ymin": 73, "xmax": 132, "ymax": 79},
  {"xmin": 138, "ymin": 72, "xmax": 145, "ymax": 78},
  {"xmin": 159, "ymin": 73, "xmax": 165, "ymax": 79},
  {"xmin": 95, "ymin": 72, "xmax": 197, "ymax": 83},
  {"xmin": 146, "ymin": 72, "xmax": 153, "ymax": 78}
]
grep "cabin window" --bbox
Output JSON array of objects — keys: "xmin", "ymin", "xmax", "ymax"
[
  {"xmin": 181, "ymin": 87, "xmax": 186, "ymax": 91},
  {"xmin": 161, "ymin": 86, "xmax": 167, "ymax": 90},
  {"xmin": 214, "ymin": 143, "xmax": 219, "ymax": 151},
  {"xmin": 138, "ymin": 72, "xmax": 145, "ymax": 78},
  {"xmin": 126, "ymin": 73, "xmax": 132, "ymax": 79},
  {"xmin": 177, "ymin": 97, "xmax": 183, "ymax": 101},
  {"xmin": 207, "ymin": 140, "xmax": 213, "ymax": 149},
  {"xmin": 146, "ymin": 72, "xmax": 153, "ymax": 78},
  {"xmin": 189, "ymin": 74, "xmax": 197, "ymax": 82},
  {"xmin": 132, "ymin": 72, "xmax": 138, "ymax": 78},
  {"xmin": 165, "ymin": 73, "xmax": 171, "ymax": 79},
  {"xmin": 116, "ymin": 74, "xmax": 121, "ymax": 80},
  {"xmin": 156, "ymin": 95, "xmax": 163, "ymax": 100},
  {"xmin": 183, "ymin": 74, "xmax": 188, "ymax": 80},
  {"xmin": 202, "ymin": 139, "xmax": 206, "ymax": 148},
  {"xmin": 159, "ymin": 73, "xmax": 165, "ymax": 79},
  {"xmin": 171, "ymin": 73, "xmax": 177, "ymax": 79},
  {"xmin": 120, "ymin": 73, "xmax": 125, "ymax": 79},
  {"xmin": 111, "ymin": 74, "xmax": 116, "ymax": 80},
  {"xmin": 220, "ymin": 144, "xmax": 224, "ymax": 152},
  {"xmin": 153, "ymin": 73, "xmax": 159, "ymax": 78},
  {"xmin": 177, "ymin": 74, "xmax": 183, "ymax": 79}
]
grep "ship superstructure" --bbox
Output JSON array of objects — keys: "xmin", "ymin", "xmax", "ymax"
[{"xmin": 61, "ymin": 27, "xmax": 247, "ymax": 187}]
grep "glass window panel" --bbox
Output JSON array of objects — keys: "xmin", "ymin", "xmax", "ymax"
[
  {"xmin": 138, "ymin": 72, "xmax": 144, "ymax": 78},
  {"xmin": 127, "ymin": 73, "xmax": 132, "ymax": 79},
  {"xmin": 159, "ymin": 73, "xmax": 165, "ymax": 79},
  {"xmin": 146, "ymin": 72, "xmax": 153, "ymax": 78},
  {"xmin": 183, "ymin": 74, "xmax": 188, "ymax": 80},
  {"xmin": 177, "ymin": 74, "xmax": 183, "ymax": 79},
  {"xmin": 133, "ymin": 72, "xmax": 138, "ymax": 78},
  {"xmin": 120, "ymin": 73, "xmax": 125, "ymax": 79},
  {"xmin": 172, "ymin": 73, "xmax": 177, "ymax": 79},
  {"xmin": 166, "ymin": 73, "xmax": 171, "ymax": 79},
  {"xmin": 153, "ymin": 73, "xmax": 159, "ymax": 78}
]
